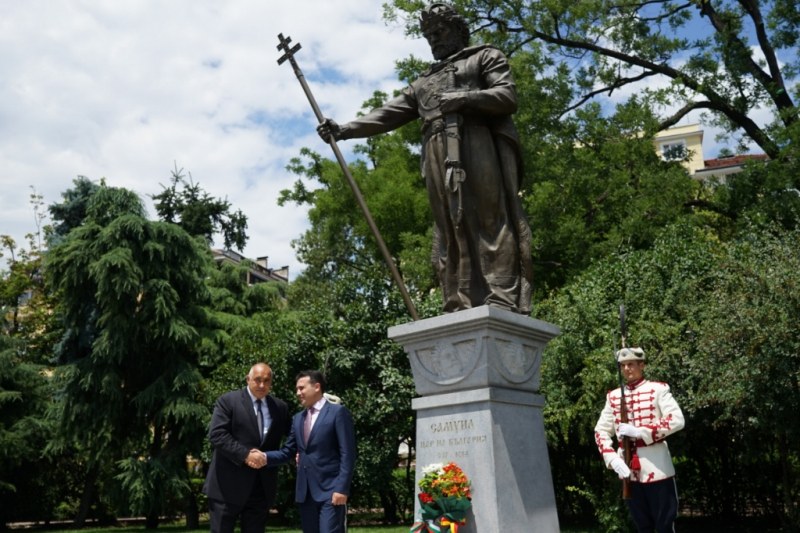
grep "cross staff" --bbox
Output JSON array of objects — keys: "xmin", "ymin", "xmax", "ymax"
[{"xmin": 277, "ymin": 33, "xmax": 419, "ymax": 321}]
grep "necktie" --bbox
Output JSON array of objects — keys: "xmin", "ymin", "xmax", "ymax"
[
  {"xmin": 255, "ymin": 399, "xmax": 265, "ymax": 443},
  {"xmin": 303, "ymin": 406, "xmax": 315, "ymax": 445}
]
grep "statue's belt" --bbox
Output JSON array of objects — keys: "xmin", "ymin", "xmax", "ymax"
[{"xmin": 421, "ymin": 115, "xmax": 484, "ymax": 144}]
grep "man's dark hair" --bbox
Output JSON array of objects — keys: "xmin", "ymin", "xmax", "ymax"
[{"xmin": 296, "ymin": 369, "xmax": 326, "ymax": 393}]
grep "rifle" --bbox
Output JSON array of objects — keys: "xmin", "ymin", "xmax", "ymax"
[{"xmin": 618, "ymin": 304, "xmax": 632, "ymax": 500}]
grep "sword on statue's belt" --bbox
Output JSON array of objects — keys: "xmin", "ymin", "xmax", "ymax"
[{"xmin": 442, "ymin": 63, "xmax": 466, "ymax": 228}]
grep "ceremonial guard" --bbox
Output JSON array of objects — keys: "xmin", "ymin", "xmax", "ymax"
[{"xmin": 594, "ymin": 347, "xmax": 685, "ymax": 532}]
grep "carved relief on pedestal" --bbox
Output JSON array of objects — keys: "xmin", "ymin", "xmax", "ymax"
[
  {"xmin": 492, "ymin": 338, "xmax": 541, "ymax": 385},
  {"xmin": 413, "ymin": 338, "xmax": 478, "ymax": 384}
]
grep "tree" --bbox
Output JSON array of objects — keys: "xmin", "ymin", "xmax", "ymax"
[
  {"xmin": 152, "ymin": 164, "xmax": 248, "ymax": 252},
  {"xmin": 48, "ymin": 177, "xmax": 101, "ymax": 243},
  {"xmin": 1, "ymin": 235, "xmax": 40, "ymax": 337},
  {"xmin": 386, "ymin": 0, "xmax": 799, "ymax": 159},
  {"xmin": 707, "ymin": 122, "xmax": 800, "ymax": 231},
  {"xmin": 689, "ymin": 222, "xmax": 800, "ymax": 528},
  {"xmin": 0, "ymin": 168, "xmax": 287, "ymax": 526},
  {"xmin": 523, "ymin": 99, "xmax": 701, "ymax": 291},
  {"xmin": 197, "ymin": 256, "xmax": 288, "ymax": 372},
  {"xmin": 46, "ymin": 183, "xmax": 213, "ymax": 528},
  {"xmin": 536, "ymin": 221, "xmax": 799, "ymax": 529},
  {"xmin": 2, "ymin": 188, "xmax": 55, "ymax": 344},
  {"xmin": 0, "ymin": 335, "xmax": 51, "ymax": 528}
]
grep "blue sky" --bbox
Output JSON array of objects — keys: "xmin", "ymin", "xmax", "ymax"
[
  {"xmin": 0, "ymin": 1, "xmax": 784, "ymax": 279},
  {"xmin": 0, "ymin": 0, "xmax": 429, "ymax": 278}
]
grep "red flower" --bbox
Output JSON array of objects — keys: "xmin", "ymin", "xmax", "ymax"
[{"xmin": 418, "ymin": 462, "xmax": 472, "ymax": 501}]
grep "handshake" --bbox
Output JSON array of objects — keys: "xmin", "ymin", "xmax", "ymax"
[{"xmin": 246, "ymin": 448, "xmax": 267, "ymax": 469}]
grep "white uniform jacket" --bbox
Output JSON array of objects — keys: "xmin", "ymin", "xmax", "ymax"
[{"xmin": 594, "ymin": 378, "xmax": 685, "ymax": 483}]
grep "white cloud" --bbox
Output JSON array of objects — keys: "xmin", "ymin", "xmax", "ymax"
[{"xmin": 0, "ymin": 0, "xmax": 430, "ymax": 278}]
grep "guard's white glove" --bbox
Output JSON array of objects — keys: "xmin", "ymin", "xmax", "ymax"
[
  {"xmin": 618, "ymin": 422, "xmax": 648, "ymax": 440},
  {"xmin": 610, "ymin": 457, "xmax": 631, "ymax": 479}
]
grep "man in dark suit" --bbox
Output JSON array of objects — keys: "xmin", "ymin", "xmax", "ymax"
[
  {"xmin": 203, "ymin": 362, "xmax": 291, "ymax": 533},
  {"xmin": 267, "ymin": 370, "xmax": 356, "ymax": 533}
]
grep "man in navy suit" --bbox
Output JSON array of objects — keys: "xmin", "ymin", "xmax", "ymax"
[
  {"xmin": 267, "ymin": 370, "xmax": 356, "ymax": 533},
  {"xmin": 203, "ymin": 363, "xmax": 291, "ymax": 533}
]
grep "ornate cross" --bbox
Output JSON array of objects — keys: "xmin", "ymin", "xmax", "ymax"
[{"xmin": 277, "ymin": 33, "xmax": 302, "ymax": 71}]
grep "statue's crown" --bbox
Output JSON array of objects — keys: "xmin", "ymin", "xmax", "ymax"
[{"xmin": 420, "ymin": 2, "xmax": 463, "ymax": 33}]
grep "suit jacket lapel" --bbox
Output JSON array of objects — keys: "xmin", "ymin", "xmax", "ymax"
[
  {"xmin": 296, "ymin": 411, "xmax": 307, "ymax": 449},
  {"xmin": 307, "ymin": 402, "xmax": 330, "ymax": 445}
]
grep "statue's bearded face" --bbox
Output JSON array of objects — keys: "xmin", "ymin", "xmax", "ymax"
[{"xmin": 423, "ymin": 22, "xmax": 463, "ymax": 60}]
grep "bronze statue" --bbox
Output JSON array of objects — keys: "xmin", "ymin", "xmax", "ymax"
[{"xmin": 318, "ymin": 2, "xmax": 532, "ymax": 314}]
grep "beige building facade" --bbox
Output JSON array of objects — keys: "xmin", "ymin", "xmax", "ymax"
[{"xmin": 653, "ymin": 123, "xmax": 767, "ymax": 180}]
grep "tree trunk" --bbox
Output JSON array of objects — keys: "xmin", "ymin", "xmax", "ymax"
[
  {"xmin": 184, "ymin": 485, "xmax": 200, "ymax": 529},
  {"xmin": 379, "ymin": 485, "xmax": 400, "ymax": 524},
  {"xmin": 145, "ymin": 511, "xmax": 160, "ymax": 530},
  {"xmin": 777, "ymin": 430, "xmax": 799, "ymax": 532},
  {"xmin": 75, "ymin": 465, "xmax": 98, "ymax": 528}
]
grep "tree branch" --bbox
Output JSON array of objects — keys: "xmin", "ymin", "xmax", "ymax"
[
  {"xmin": 560, "ymin": 71, "xmax": 661, "ymax": 117},
  {"xmin": 738, "ymin": 0, "xmax": 796, "ymax": 120},
  {"xmin": 658, "ymin": 102, "xmax": 707, "ymax": 131},
  {"xmin": 476, "ymin": 4, "xmax": 785, "ymax": 156},
  {"xmin": 698, "ymin": 0, "xmax": 795, "ymax": 124},
  {"xmin": 611, "ymin": 1, "xmax": 693, "ymax": 24},
  {"xmin": 684, "ymin": 198, "xmax": 736, "ymax": 220},
  {"xmin": 501, "ymin": 21, "xmax": 782, "ymax": 157}
]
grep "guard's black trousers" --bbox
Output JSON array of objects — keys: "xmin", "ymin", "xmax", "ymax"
[{"xmin": 627, "ymin": 477, "xmax": 679, "ymax": 533}]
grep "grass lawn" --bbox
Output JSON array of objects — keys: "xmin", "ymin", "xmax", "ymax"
[
  {"xmin": 33, "ymin": 518, "xmax": 608, "ymax": 533},
  {"xmin": 38, "ymin": 506, "xmax": 779, "ymax": 533},
  {"xmin": 17, "ymin": 522, "xmax": 601, "ymax": 533},
  {"xmin": 47, "ymin": 525, "xmax": 413, "ymax": 533},
  {"xmin": 24, "ymin": 514, "xmax": 786, "ymax": 533}
]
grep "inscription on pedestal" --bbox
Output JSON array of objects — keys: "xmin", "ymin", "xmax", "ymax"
[{"xmin": 418, "ymin": 417, "xmax": 487, "ymax": 461}]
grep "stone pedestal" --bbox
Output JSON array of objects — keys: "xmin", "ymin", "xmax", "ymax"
[{"xmin": 388, "ymin": 305, "xmax": 560, "ymax": 533}]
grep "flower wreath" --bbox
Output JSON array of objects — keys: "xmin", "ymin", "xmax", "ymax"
[{"xmin": 410, "ymin": 462, "xmax": 472, "ymax": 533}]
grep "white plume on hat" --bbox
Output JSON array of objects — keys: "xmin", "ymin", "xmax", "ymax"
[
  {"xmin": 323, "ymin": 392, "xmax": 342, "ymax": 404},
  {"xmin": 616, "ymin": 347, "xmax": 645, "ymax": 363}
]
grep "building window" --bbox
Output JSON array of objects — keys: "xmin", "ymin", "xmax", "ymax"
[{"xmin": 660, "ymin": 140, "xmax": 688, "ymax": 161}]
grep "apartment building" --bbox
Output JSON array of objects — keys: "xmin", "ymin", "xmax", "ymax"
[
  {"xmin": 211, "ymin": 248, "xmax": 289, "ymax": 284},
  {"xmin": 653, "ymin": 123, "xmax": 768, "ymax": 180}
]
